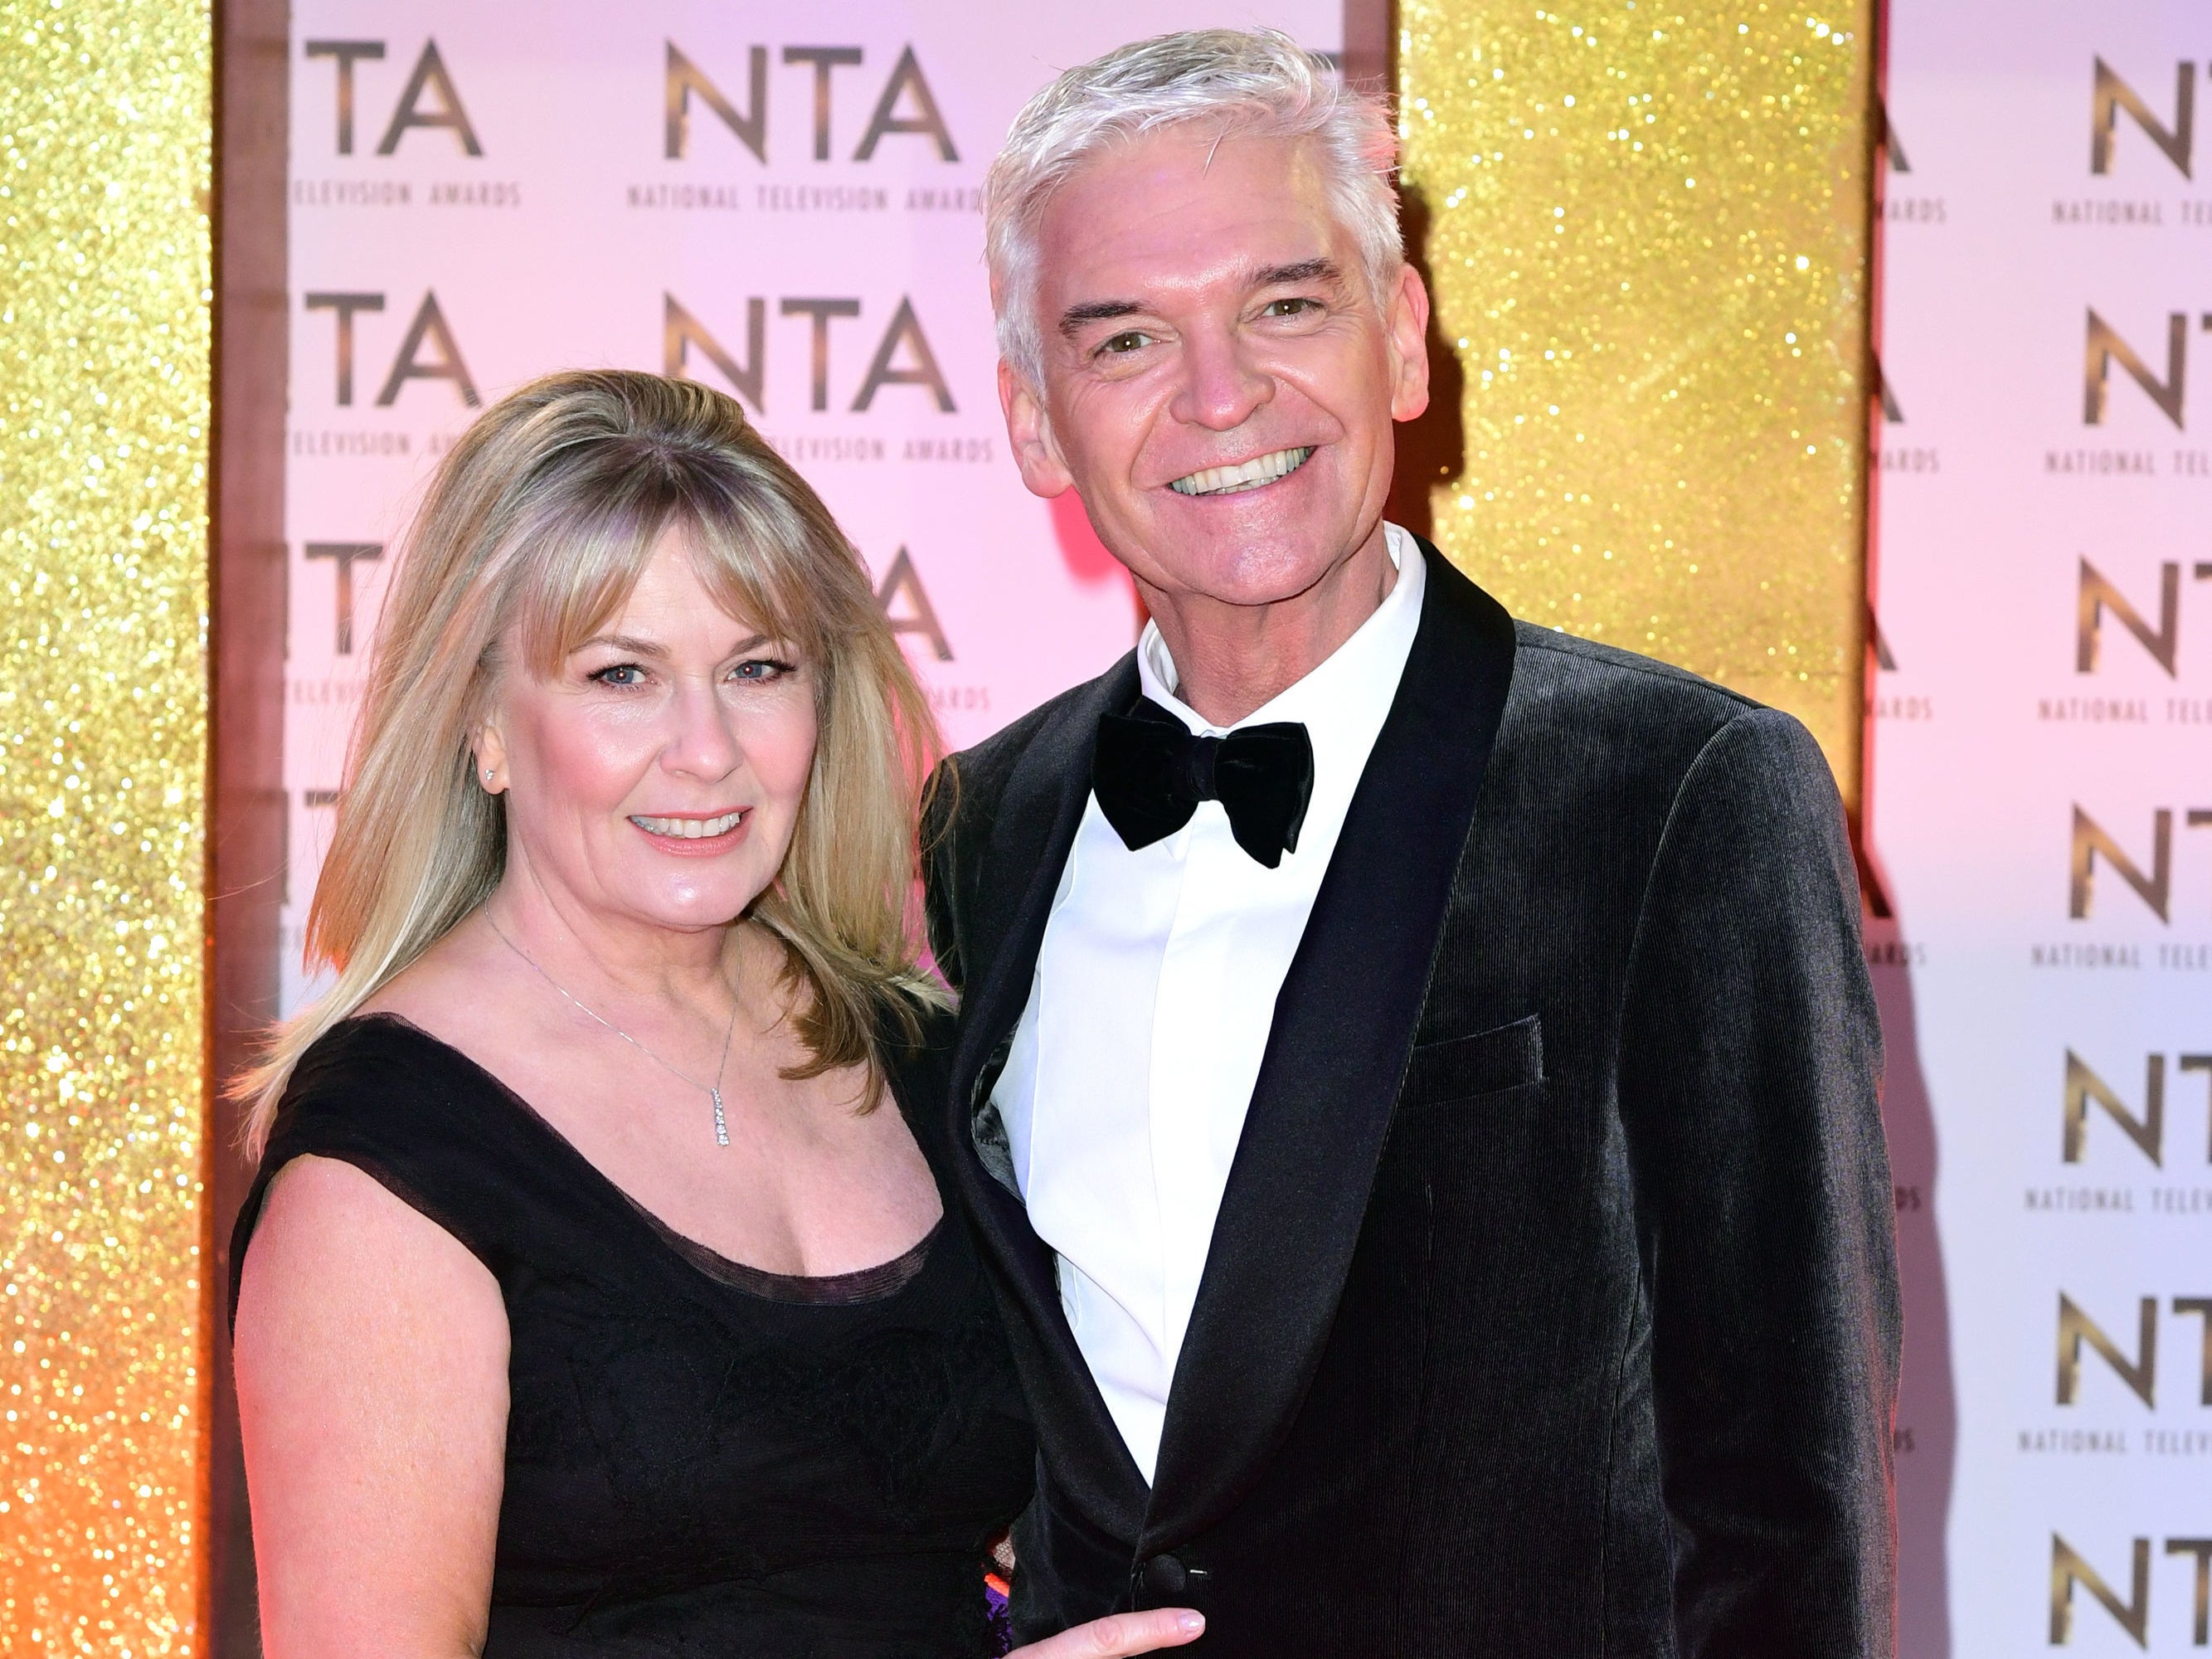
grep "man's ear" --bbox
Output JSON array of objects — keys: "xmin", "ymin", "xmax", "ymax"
[
  {"xmin": 999, "ymin": 358, "xmax": 1077, "ymax": 500},
  {"xmin": 1385, "ymin": 262, "xmax": 1433, "ymax": 424}
]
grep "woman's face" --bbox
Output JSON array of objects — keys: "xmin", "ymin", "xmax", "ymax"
[{"xmin": 477, "ymin": 530, "xmax": 818, "ymax": 936}]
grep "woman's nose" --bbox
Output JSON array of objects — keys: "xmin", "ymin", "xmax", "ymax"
[{"xmin": 662, "ymin": 679, "xmax": 744, "ymax": 781}]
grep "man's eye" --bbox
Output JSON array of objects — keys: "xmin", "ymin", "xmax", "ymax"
[
  {"xmin": 1099, "ymin": 330, "xmax": 1153, "ymax": 356},
  {"xmin": 591, "ymin": 664, "xmax": 644, "ymax": 687},
  {"xmin": 1265, "ymin": 297, "xmax": 1320, "ymax": 318}
]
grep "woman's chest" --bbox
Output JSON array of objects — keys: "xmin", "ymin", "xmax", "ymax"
[{"xmin": 486, "ymin": 1234, "xmax": 1035, "ymax": 1598}]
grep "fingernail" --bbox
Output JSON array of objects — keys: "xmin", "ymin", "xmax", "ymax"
[{"xmin": 1178, "ymin": 1613, "xmax": 1205, "ymax": 1634}]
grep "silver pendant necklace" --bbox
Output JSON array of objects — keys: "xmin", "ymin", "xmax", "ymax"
[{"xmin": 486, "ymin": 912, "xmax": 740, "ymax": 1146}]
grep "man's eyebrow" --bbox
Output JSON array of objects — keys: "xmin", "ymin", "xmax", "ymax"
[
  {"xmin": 1054, "ymin": 260, "xmax": 1344, "ymax": 339},
  {"xmin": 1057, "ymin": 299, "xmax": 1144, "ymax": 338},
  {"xmin": 1254, "ymin": 257, "xmax": 1343, "ymax": 288}
]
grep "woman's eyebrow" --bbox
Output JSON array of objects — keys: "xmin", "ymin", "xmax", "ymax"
[
  {"xmin": 578, "ymin": 633, "xmax": 666, "ymax": 656},
  {"xmin": 578, "ymin": 632, "xmax": 775, "ymax": 656}
]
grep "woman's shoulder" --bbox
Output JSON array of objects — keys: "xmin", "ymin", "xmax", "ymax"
[
  {"xmin": 270, "ymin": 1013, "xmax": 503, "ymax": 1148},
  {"xmin": 232, "ymin": 1014, "xmax": 535, "ymax": 1330}
]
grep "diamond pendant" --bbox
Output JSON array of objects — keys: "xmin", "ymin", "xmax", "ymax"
[{"xmin": 711, "ymin": 1087, "xmax": 730, "ymax": 1147}]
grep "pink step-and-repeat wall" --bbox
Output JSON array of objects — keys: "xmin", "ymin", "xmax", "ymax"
[
  {"xmin": 1872, "ymin": 4, "xmax": 2212, "ymax": 1654},
  {"xmin": 278, "ymin": 1, "xmax": 1339, "ymax": 1009},
  {"xmin": 278, "ymin": 3, "xmax": 2210, "ymax": 1651}
]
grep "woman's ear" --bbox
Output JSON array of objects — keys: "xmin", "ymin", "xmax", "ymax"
[{"xmin": 473, "ymin": 721, "xmax": 509, "ymax": 795}]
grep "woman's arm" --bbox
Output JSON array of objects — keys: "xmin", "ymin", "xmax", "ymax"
[{"xmin": 234, "ymin": 1155, "xmax": 512, "ymax": 1659}]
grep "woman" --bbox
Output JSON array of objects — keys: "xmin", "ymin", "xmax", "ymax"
[{"xmin": 231, "ymin": 370, "xmax": 1199, "ymax": 1658}]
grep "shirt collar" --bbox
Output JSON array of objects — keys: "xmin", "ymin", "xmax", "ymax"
[{"xmin": 1136, "ymin": 523, "xmax": 1427, "ymax": 746}]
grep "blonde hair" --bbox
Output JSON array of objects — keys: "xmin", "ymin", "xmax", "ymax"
[{"xmin": 239, "ymin": 369, "xmax": 943, "ymax": 1155}]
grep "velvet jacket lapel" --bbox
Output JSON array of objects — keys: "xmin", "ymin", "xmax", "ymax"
[
  {"xmin": 946, "ymin": 654, "xmax": 1150, "ymax": 1538},
  {"xmin": 946, "ymin": 542, "xmax": 1517, "ymax": 1552},
  {"xmin": 1140, "ymin": 541, "xmax": 1517, "ymax": 1547}
]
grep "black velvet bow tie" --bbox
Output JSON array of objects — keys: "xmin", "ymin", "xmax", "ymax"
[{"xmin": 1091, "ymin": 697, "xmax": 1315, "ymax": 868}]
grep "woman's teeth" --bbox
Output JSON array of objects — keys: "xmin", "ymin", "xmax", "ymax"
[
  {"xmin": 1169, "ymin": 445, "xmax": 1315, "ymax": 497},
  {"xmin": 631, "ymin": 810, "xmax": 744, "ymax": 839}
]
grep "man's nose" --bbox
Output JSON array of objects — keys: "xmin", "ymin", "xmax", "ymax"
[{"xmin": 1169, "ymin": 326, "xmax": 1273, "ymax": 432}]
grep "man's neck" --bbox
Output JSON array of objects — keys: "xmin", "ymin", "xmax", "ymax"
[{"xmin": 1140, "ymin": 523, "xmax": 1399, "ymax": 727}]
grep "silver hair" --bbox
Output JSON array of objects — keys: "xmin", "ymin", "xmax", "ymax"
[{"xmin": 984, "ymin": 28, "xmax": 1403, "ymax": 387}]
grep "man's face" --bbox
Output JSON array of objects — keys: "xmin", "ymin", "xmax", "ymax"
[{"xmin": 1004, "ymin": 129, "xmax": 1428, "ymax": 611}]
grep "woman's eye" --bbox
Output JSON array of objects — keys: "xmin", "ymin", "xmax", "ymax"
[
  {"xmin": 731, "ymin": 658, "xmax": 795, "ymax": 682},
  {"xmin": 591, "ymin": 663, "xmax": 645, "ymax": 687}
]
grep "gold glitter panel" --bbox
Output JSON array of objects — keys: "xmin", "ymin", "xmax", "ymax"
[
  {"xmin": 1400, "ymin": 0, "xmax": 1874, "ymax": 796},
  {"xmin": 0, "ymin": 0, "xmax": 213, "ymax": 1651}
]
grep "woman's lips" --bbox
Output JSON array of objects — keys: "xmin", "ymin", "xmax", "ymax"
[{"xmin": 628, "ymin": 809, "xmax": 749, "ymax": 854}]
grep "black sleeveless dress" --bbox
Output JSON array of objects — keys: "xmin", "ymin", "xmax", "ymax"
[{"xmin": 228, "ymin": 1011, "xmax": 1034, "ymax": 1657}]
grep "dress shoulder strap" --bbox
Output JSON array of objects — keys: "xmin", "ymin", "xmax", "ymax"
[{"xmin": 226, "ymin": 1014, "xmax": 562, "ymax": 1331}]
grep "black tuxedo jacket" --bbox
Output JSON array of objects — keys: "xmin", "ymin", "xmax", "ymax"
[{"xmin": 920, "ymin": 540, "xmax": 1899, "ymax": 1657}]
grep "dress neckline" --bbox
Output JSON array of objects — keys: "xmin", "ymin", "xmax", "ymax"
[{"xmin": 340, "ymin": 1011, "xmax": 944, "ymax": 1306}]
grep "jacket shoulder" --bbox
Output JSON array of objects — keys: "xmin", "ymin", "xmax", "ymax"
[
  {"xmin": 1491, "ymin": 620, "xmax": 1841, "ymax": 811},
  {"xmin": 1509, "ymin": 620, "xmax": 1761, "ymax": 729}
]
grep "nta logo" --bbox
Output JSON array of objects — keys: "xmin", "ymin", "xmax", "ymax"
[
  {"xmin": 2070, "ymin": 805, "xmax": 2212, "ymax": 921},
  {"xmin": 873, "ymin": 547, "xmax": 952, "ymax": 663},
  {"xmin": 304, "ymin": 291, "xmax": 480, "ymax": 408},
  {"xmin": 2093, "ymin": 57, "xmax": 2196, "ymax": 178},
  {"xmin": 2055, "ymin": 1290, "xmax": 2212, "ymax": 1406},
  {"xmin": 2064, "ymin": 1048, "xmax": 2212, "ymax": 1166},
  {"xmin": 304, "ymin": 542, "xmax": 382, "ymax": 654},
  {"xmin": 2078, "ymin": 558, "xmax": 2212, "ymax": 676},
  {"xmin": 2051, "ymin": 1534, "xmax": 2212, "ymax": 1647},
  {"xmin": 664, "ymin": 294, "xmax": 954, "ymax": 416},
  {"xmin": 2083, "ymin": 309, "xmax": 2212, "ymax": 428},
  {"xmin": 666, "ymin": 41, "xmax": 955, "ymax": 163},
  {"xmin": 305, "ymin": 39, "xmax": 481, "ymax": 156}
]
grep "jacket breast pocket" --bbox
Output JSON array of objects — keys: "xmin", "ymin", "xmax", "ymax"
[{"xmin": 1398, "ymin": 1013, "xmax": 1544, "ymax": 1112}]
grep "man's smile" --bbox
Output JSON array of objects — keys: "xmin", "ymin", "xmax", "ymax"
[{"xmin": 1166, "ymin": 445, "xmax": 1315, "ymax": 497}]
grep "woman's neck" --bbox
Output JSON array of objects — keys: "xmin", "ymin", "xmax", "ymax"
[{"xmin": 479, "ymin": 866, "xmax": 743, "ymax": 1014}]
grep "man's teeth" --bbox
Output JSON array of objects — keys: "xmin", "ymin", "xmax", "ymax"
[
  {"xmin": 632, "ymin": 810, "xmax": 744, "ymax": 839},
  {"xmin": 1168, "ymin": 446, "xmax": 1314, "ymax": 497}
]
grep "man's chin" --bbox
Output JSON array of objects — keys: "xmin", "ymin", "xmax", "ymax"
[{"xmin": 1137, "ymin": 540, "xmax": 1364, "ymax": 611}]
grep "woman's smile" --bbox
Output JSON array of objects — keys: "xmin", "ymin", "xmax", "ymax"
[{"xmin": 628, "ymin": 808, "xmax": 751, "ymax": 855}]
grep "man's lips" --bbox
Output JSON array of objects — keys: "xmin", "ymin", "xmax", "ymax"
[{"xmin": 1166, "ymin": 445, "xmax": 1315, "ymax": 497}]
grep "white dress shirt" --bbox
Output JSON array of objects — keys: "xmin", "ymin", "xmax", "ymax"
[{"xmin": 992, "ymin": 524, "xmax": 1427, "ymax": 1481}]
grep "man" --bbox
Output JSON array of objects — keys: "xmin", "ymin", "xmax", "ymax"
[{"xmin": 923, "ymin": 29, "xmax": 1898, "ymax": 1657}]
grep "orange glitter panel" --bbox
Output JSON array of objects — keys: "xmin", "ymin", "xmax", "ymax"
[{"xmin": 0, "ymin": 0, "xmax": 214, "ymax": 1651}]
